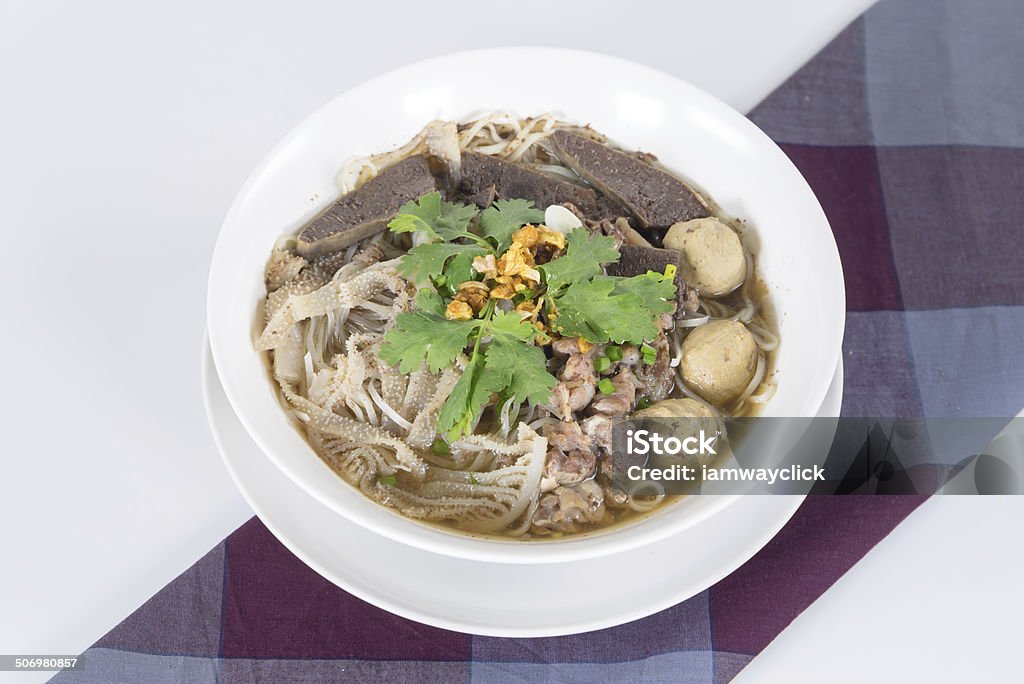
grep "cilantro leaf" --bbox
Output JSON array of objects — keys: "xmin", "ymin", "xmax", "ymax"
[
  {"xmin": 487, "ymin": 309, "xmax": 539, "ymax": 342},
  {"xmin": 441, "ymin": 246, "xmax": 488, "ymax": 293},
  {"xmin": 415, "ymin": 289, "xmax": 445, "ymax": 316},
  {"xmin": 485, "ymin": 313, "xmax": 557, "ymax": 405},
  {"xmin": 437, "ymin": 354, "xmax": 503, "ymax": 441},
  {"xmin": 540, "ymin": 227, "xmax": 619, "ymax": 292},
  {"xmin": 480, "ymin": 199, "xmax": 545, "ymax": 252},
  {"xmin": 398, "ymin": 242, "xmax": 482, "ymax": 287},
  {"xmin": 388, "ymin": 191, "xmax": 479, "ymax": 242},
  {"xmin": 598, "ymin": 271, "xmax": 677, "ymax": 315},
  {"xmin": 388, "ymin": 192, "xmax": 443, "ymax": 240},
  {"xmin": 379, "ymin": 311, "xmax": 479, "ymax": 373},
  {"xmin": 550, "ymin": 278, "xmax": 660, "ymax": 344},
  {"xmin": 388, "ymin": 213, "xmax": 437, "ymax": 240},
  {"xmin": 435, "ymin": 202, "xmax": 481, "ymax": 241},
  {"xmin": 429, "ymin": 312, "xmax": 556, "ymax": 439}
]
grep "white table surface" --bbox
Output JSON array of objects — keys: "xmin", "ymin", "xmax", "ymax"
[{"xmin": 2, "ymin": 1, "xmax": 1020, "ymax": 682}]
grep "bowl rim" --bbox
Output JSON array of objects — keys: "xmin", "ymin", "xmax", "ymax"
[{"xmin": 207, "ymin": 46, "xmax": 846, "ymax": 564}]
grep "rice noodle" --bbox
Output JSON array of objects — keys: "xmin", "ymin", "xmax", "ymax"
[
  {"xmin": 338, "ymin": 112, "xmax": 572, "ymax": 195},
  {"xmin": 676, "ymin": 313, "xmax": 710, "ymax": 329},
  {"xmin": 506, "ymin": 492, "xmax": 541, "ymax": 536},
  {"xmin": 626, "ymin": 481, "xmax": 666, "ymax": 512},
  {"xmin": 468, "ymin": 449, "xmax": 497, "ymax": 472},
  {"xmin": 520, "ymin": 163, "xmax": 586, "ymax": 183},
  {"xmin": 747, "ymin": 322, "xmax": 779, "ymax": 352},
  {"xmin": 729, "ymin": 351, "xmax": 767, "ymax": 414},
  {"xmin": 367, "ymin": 379, "xmax": 413, "ymax": 432},
  {"xmin": 669, "ymin": 330, "xmax": 685, "ymax": 368},
  {"xmin": 672, "ymin": 375, "xmax": 724, "ymax": 419},
  {"xmin": 498, "ymin": 397, "xmax": 521, "ymax": 439},
  {"xmin": 747, "ymin": 382, "xmax": 778, "ymax": 405},
  {"xmin": 528, "ymin": 416, "xmax": 558, "ymax": 432}
]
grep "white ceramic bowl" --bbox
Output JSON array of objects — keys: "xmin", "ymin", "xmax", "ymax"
[{"xmin": 207, "ymin": 47, "xmax": 845, "ymax": 565}]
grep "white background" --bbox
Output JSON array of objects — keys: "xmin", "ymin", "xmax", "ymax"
[{"xmin": 1, "ymin": 1, "xmax": 1020, "ymax": 682}]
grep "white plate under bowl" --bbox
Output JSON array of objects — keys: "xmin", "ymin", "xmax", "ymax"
[
  {"xmin": 207, "ymin": 47, "xmax": 845, "ymax": 564},
  {"xmin": 203, "ymin": 339, "xmax": 843, "ymax": 637}
]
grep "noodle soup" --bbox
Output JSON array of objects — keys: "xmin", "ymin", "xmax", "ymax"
[{"xmin": 256, "ymin": 115, "xmax": 778, "ymax": 539}]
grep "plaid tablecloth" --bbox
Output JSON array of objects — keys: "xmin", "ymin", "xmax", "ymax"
[{"xmin": 53, "ymin": 0, "xmax": 1022, "ymax": 680}]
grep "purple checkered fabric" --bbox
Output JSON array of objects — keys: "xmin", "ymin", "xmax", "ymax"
[{"xmin": 52, "ymin": 0, "xmax": 1023, "ymax": 681}]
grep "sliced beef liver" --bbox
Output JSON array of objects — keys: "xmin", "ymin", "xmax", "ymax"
[
  {"xmin": 457, "ymin": 151, "xmax": 623, "ymax": 219},
  {"xmin": 548, "ymin": 130, "xmax": 709, "ymax": 230},
  {"xmin": 296, "ymin": 155, "xmax": 436, "ymax": 258},
  {"xmin": 606, "ymin": 244, "xmax": 682, "ymax": 278},
  {"xmin": 606, "ymin": 244, "xmax": 688, "ymax": 310}
]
